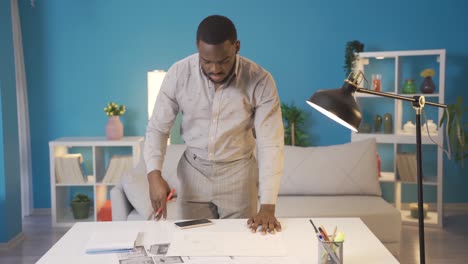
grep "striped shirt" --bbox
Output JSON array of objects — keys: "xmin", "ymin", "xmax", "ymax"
[{"xmin": 144, "ymin": 53, "xmax": 284, "ymax": 204}]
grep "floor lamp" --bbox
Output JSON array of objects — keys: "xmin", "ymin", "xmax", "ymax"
[{"xmin": 306, "ymin": 71, "xmax": 447, "ymax": 264}]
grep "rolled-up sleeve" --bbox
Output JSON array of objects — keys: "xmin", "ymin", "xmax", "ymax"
[
  {"xmin": 144, "ymin": 66, "xmax": 180, "ymax": 174},
  {"xmin": 253, "ymin": 73, "xmax": 284, "ymax": 204}
]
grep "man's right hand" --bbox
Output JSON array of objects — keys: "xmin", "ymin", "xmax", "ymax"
[{"xmin": 147, "ymin": 170, "xmax": 171, "ymax": 221}]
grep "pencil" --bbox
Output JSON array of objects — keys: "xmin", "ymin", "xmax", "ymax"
[
  {"xmin": 320, "ymin": 225, "xmax": 331, "ymax": 241},
  {"xmin": 332, "ymin": 226, "xmax": 337, "ymax": 241}
]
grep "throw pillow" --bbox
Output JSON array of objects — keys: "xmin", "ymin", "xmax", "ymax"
[
  {"xmin": 121, "ymin": 143, "xmax": 186, "ymax": 219},
  {"xmin": 279, "ymin": 138, "xmax": 381, "ymax": 196}
]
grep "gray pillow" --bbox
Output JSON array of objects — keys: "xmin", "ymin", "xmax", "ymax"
[
  {"xmin": 121, "ymin": 143, "xmax": 185, "ymax": 219},
  {"xmin": 279, "ymin": 138, "xmax": 381, "ymax": 196}
]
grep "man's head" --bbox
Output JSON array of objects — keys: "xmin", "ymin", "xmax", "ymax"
[{"xmin": 196, "ymin": 15, "xmax": 240, "ymax": 84}]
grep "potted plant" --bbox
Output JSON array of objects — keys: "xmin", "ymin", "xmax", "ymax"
[
  {"xmin": 439, "ymin": 96, "xmax": 468, "ymax": 167},
  {"xmin": 71, "ymin": 193, "xmax": 91, "ymax": 219},
  {"xmin": 344, "ymin": 40, "xmax": 365, "ymax": 77},
  {"xmin": 281, "ymin": 102, "xmax": 308, "ymax": 146},
  {"xmin": 103, "ymin": 102, "xmax": 126, "ymax": 140}
]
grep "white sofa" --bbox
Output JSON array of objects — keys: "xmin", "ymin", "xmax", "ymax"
[{"xmin": 110, "ymin": 138, "xmax": 401, "ymax": 257}]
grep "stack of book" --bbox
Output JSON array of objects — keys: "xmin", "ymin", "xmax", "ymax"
[
  {"xmin": 55, "ymin": 154, "xmax": 87, "ymax": 184},
  {"xmin": 102, "ymin": 155, "xmax": 133, "ymax": 184},
  {"xmin": 396, "ymin": 152, "xmax": 417, "ymax": 182}
]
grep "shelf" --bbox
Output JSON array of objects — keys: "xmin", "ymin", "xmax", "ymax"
[
  {"xmin": 49, "ymin": 136, "xmax": 144, "ymax": 147},
  {"xmin": 378, "ymin": 172, "xmax": 437, "ymax": 185},
  {"xmin": 358, "ymin": 49, "xmax": 445, "ymax": 59},
  {"xmin": 398, "ymin": 178, "xmax": 438, "ymax": 186},
  {"xmin": 400, "ymin": 210, "xmax": 439, "ymax": 226},
  {"xmin": 352, "ymin": 49, "xmax": 445, "ymax": 227},
  {"xmin": 50, "ymin": 136, "xmax": 144, "ymax": 226},
  {"xmin": 379, "ymin": 172, "xmax": 396, "ymax": 182},
  {"xmin": 56, "ymin": 207, "xmax": 95, "ymax": 227},
  {"xmin": 56, "ymin": 183, "xmax": 94, "ymax": 187},
  {"xmin": 355, "ymin": 92, "xmax": 440, "ymax": 98},
  {"xmin": 96, "ymin": 183, "xmax": 117, "ymax": 186},
  {"xmin": 351, "ymin": 132, "xmax": 442, "ymax": 145}
]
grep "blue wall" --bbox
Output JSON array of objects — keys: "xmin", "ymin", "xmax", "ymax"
[
  {"xmin": 0, "ymin": 0, "xmax": 22, "ymax": 243},
  {"xmin": 18, "ymin": 0, "xmax": 468, "ymax": 208}
]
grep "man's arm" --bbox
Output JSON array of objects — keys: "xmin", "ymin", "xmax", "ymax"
[
  {"xmin": 144, "ymin": 66, "xmax": 179, "ymax": 220},
  {"xmin": 247, "ymin": 73, "xmax": 284, "ymax": 234}
]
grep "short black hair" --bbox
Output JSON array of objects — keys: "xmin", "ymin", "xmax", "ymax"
[{"xmin": 196, "ymin": 15, "xmax": 237, "ymax": 45}]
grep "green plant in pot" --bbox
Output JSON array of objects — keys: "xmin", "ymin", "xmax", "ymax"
[
  {"xmin": 344, "ymin": 40, "xmax": 365, "ymax": 77},
  {"xmin": 439, "ymin": 96, "xmax": 468, "ymax": 167},
  {"xmin": 281, "ymin": 102, "xmax": 308, "ymax": 146},
  {"xmin": 71, "ymin": 193, "xmax": 91, "ymax": 219}
]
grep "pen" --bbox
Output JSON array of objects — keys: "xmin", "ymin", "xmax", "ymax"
[
  {"xmin": 318, "ymin": 226, "xmax": 330, "ymax": 241},
  {"xmin": 149, "ymin": 189, "xmax": 176, "ymax": 220},
  {"xmin": 309, "ymin": 219, "xmax": 319, "ymax": 234}
]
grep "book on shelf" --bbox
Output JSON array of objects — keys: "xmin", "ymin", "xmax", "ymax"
[
  {"xmin": 396, "ymin": 152, "xmax": 417, "ymax": 182},
  {"xmin": 102, "ymin": 155, "xmax": 133, "ymax": 184},
  {"xmin": 55, "ymin": 153, "xmax": 86, "ymax": 184}
]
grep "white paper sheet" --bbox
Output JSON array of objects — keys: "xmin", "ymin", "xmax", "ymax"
[
  {"xmin": 84, "ymin": 229, "xmax": 139, "ymax": 254},
  {"xmin": 181, "ymin": 256, "xmax": 301, "ymax": 264},
  {"xmin": 166, "ymin": 231, "xmax": 287, "ymax": 257}
]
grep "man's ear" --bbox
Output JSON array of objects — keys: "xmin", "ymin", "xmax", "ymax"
[{"xmin": 235, "ymin": 40, "xmax": 240, "ymax": 54}]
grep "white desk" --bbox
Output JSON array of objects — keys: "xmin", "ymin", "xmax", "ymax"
[{"xmin": 37, "ymin": 218, "xmax": 399, "ymax": 264}]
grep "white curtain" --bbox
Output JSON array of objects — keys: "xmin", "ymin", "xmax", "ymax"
[{"xmin": 11, "ymin": 0, "xmax": 33, "ymax": 217}]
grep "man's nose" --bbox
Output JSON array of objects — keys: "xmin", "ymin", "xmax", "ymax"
[{"xmin": 210, "ymin": 63, "xmax": 222, "ymax": 73}]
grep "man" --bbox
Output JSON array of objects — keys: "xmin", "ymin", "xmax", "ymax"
[{"xmin": 144, "ymin": 15, "xmax": 284, "ymax": 234}]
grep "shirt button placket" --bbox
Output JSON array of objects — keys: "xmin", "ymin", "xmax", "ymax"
[{"xmin": 208, "ymin": 90, "xmax": 220, "ymax": 161}]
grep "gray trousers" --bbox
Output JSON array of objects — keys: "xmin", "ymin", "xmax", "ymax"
[{"xmin": 176, "ymin": 149, "xmax": 258, "ymax": 219}]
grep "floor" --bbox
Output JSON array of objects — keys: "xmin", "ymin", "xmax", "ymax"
[{"xmin": 0, "ymin": 211, "xmax": 467, "ymax": 264}]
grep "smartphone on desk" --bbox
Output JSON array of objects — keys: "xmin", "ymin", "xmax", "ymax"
[{"xmin": 174, "ymin": 219, "xmax": 213, "ymax": 229}]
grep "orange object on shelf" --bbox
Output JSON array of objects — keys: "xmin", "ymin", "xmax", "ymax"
[
  {"xmin": 97, "ymin": 200, "xmax": 112, "ymax": 221},
  {"xmin": 372, "ymin": 74, "xmax": 382, "ymax": 91}
]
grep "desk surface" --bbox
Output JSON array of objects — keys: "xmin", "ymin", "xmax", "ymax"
[{"xmin": 37, "ymin": 218, "xmax": 399, "ymax": 264}]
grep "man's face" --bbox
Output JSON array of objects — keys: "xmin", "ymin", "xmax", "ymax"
[{"xmin": 197, "ymin": 39, "xmax": 240, "ymax": 84}]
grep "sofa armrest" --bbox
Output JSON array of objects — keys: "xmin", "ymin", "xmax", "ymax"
[{"xmin": 110, "ymin": 184, "xmax": 133, "ymax": 221}]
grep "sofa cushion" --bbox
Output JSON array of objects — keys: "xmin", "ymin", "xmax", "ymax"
[
  {"xmin": 279, "ymin": 138, "xmax": 381, "ymax": 196},
  {"xmin": 121, "ymin": 143, "xmax": 185, "ymax": 220}
]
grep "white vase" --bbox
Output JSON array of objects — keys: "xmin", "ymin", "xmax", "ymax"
[{"xmin": 105, "ymin": 116, "xmax": 123, "ymax": 140}]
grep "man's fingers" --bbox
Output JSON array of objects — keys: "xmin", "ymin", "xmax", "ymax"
[
  {"xmin": 268, "ymin": 221, "xmax": 276, "ymax": 234},
  {"xmin": 276, "ymin": 220, "xmax": 282, "ymax": 232},
  {"xmin": 260, "ymin": 222, "xmax": 268, "ymax": 234},
  {"xmin": 151, "ymin": 198, "xmax": 167, "ymax": 221},
  {"xmin": 250, "ymin": 219, "xmax": 259, "ymax": 233}
]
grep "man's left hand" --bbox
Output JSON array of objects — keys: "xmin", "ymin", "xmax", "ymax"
[{"xmin": 247, "ymin": 204, "xmax": 282, "ymax": 234}]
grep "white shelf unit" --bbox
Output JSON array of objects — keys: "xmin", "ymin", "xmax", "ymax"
[
  {"xmin": 49, "ymin": 137, "xmax": 143, "ymax": 227},
  {"xmin": 351, "ymin": 49, "xmax": 445, "ymax": 227}
]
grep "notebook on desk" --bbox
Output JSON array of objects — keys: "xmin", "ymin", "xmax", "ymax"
[{"xmin": 85, "ymin": 229, "xmax": 139, "ymax": 254}]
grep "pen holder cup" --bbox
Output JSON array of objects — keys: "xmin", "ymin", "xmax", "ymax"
[{"xmin": 318, "ymin": 239, "xmax": 343, "ymax": 264}]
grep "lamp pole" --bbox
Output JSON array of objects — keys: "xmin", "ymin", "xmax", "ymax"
[
  {"xmin": 307, "ymin": 71, "xmax": 447, "ymax": 264},
  {"xmin": 414, "ymin": 97, "xmax": 426, "ymax": 264},
  {"xmin": 354, "ymin": 89, "xmax": 445, "ymax": 264}
]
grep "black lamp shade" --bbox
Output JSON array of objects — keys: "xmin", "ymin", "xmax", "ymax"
[{"xmin": 306, "ymin": 83, "xmax": 362, "ymax": 132}]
